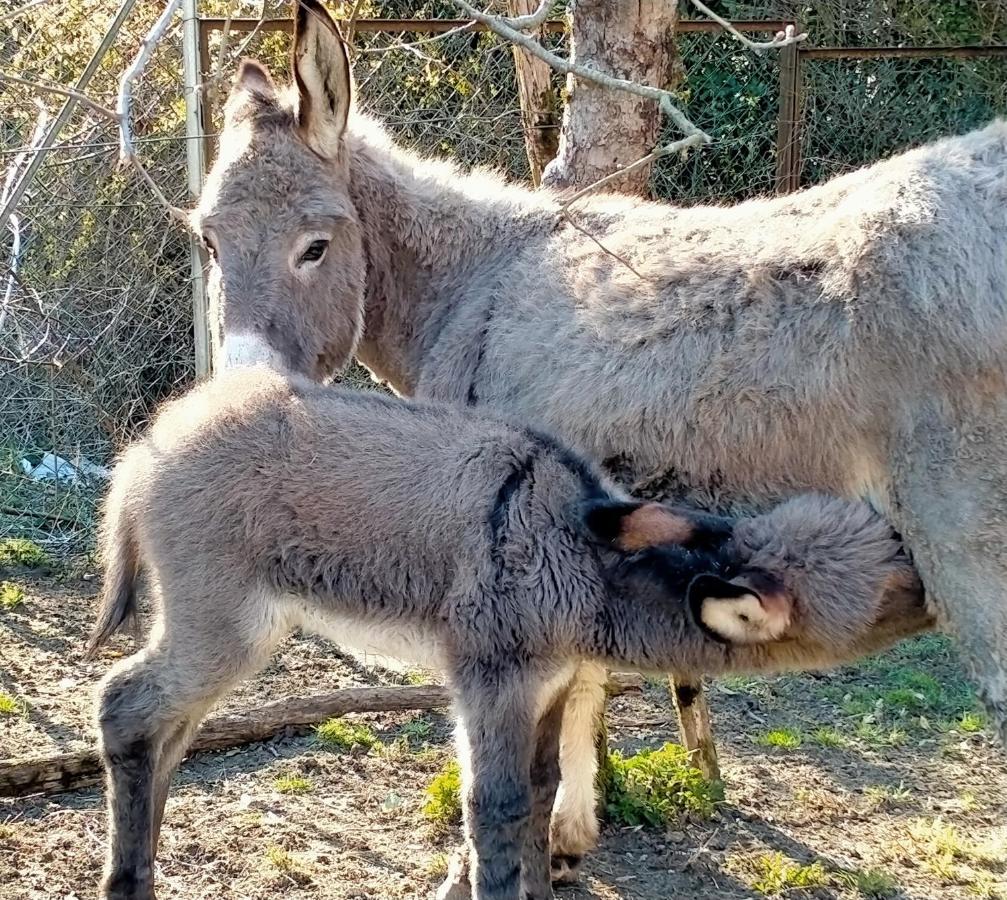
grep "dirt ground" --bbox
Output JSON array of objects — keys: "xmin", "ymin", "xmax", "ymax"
[{"xmin": 2, "ymin": 573, "xmax": 1006, "ymax": 900}]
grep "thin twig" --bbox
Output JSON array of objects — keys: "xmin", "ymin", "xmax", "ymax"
[
  {"xmin": 116, "ymin": 0, "xmax": 183, "ymax": 163},
  {"xmin": 0, "ymin": 73, "xmax": 118, "ymax": 123},
  {"xmin": 2, "ymin": 102, "xmax": 49, "ymax": 333},
  {"xmin": 115, "ymin": 0, "xmax": 189, "ymax": 226},
  {"xmin": 689, "ymin": 0, "xmax": 807, "ymax": 51},
  {"xmin": 355, "ymin": 21, "xmax": 479, "ymax": 55},
  {"xmin": 343, "ymin": 0, "xmax": 366, "ymax": 47},
  {"xmin": 206, "ymin": 0, "xmax": 236, "ymax": 113},
  {"xmin": 0, "ymin": 72, "xmax": 187, "ymax": 225},
  {"xmin": 0, "ymin": 0, "xmax": 55, "ymax": 26},
  {"xmin": 560, "ymin": 209, "xmax": 643, "ymax": 280},
  {"xmin": 557, "ymin": 133, "xmax": 707, "ymax": 210}
]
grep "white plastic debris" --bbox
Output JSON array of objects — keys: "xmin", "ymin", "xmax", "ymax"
[{"xmin": 21, "ymin": 451, "xmax": 109, "ymax": 484}]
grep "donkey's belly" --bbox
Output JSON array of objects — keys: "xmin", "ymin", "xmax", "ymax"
[{"xmin": 290, "ymin": 602, "xmax": 445, "ymax": 672}]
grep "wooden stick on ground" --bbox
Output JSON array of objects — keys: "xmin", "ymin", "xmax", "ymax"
[{"xmin": 1, "ymin": 675, "xmax": 644, "ymax": 799}]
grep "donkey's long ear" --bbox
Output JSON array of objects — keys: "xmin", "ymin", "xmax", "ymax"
[
  {"xmin": 292, "ymin": 0, "xmax": 352, "ymax": 159},
  {"xmin": 223, "ymin": 59, "xmax": 278, "ymax": 124},
  {"xmin": 581, "ymin": 500, "xmax": 696, "ymax": 551}
]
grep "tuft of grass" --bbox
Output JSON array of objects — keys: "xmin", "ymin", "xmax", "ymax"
[
  {"xmin": 956, "ymin": 711, "xmax": 987, "ymax": 734},
  {"xmin": 904, "ymin": 818, "xmax": 1007, "ymax": 888},
  {"xmin": 315, "ymin": 718, "xmax": 379, "ymax": 752},
  {"xmin": 425, "ymin": 852, "xmax": 451, "ymax": 879},
  {"xmin": 810, "ymin": 726, "xmax": 848, "ymax": 749},
  {"xmin": 756, "ymin": 728, "xmax": 803, "ymax": 751},
  {"xmin": 264, "ymin": 845, "xmax": 311, "ymax": 882},
  {"xmin": 836, "ymin": 867, "xmax": 899, "ymax": 897},
  {"xmin": 0, "ymin": 538, "xmax": 47, "ymax": 569},
  {"xmin": 404, "ymin": 669, "xmax": 432, "ymax": 685},
  {"xmin": 0, "ymin": 581, "xmax": 24, "ymax": 609},
  {"xmin": 400, "ymin": 715, "xmax": 434, "ymax": 746},
  {"xmin": 423, "ymin": 760, "xmax": 462, "ymax": 828},
  {"xmin": 0, "ymin": 691, "xmax": 25, "ymax": 716},
  {"xmin": 864, "ymin": 783, "xmax": 912, "ymax": 809},
  {"xmin": 604, "ymin": 743, "xmax": 719, "ymax": 827},
  {"xmin": 273, "ymin": 773, "xmax": 313, "ymax": 794},
  {"xmin": 749, "ymin": 852, "xmax": 831, "ymax": 895}
]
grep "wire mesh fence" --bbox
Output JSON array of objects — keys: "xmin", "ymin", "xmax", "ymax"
[
  {"xmin": 2, "ymin": 2, "xmax": 1006, "ymax": 558},
  {"xmin": 1, "ymin": 1, "xmax": 192, "ymax": 554}
]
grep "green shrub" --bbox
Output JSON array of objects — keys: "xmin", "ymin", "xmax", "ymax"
[
  {"xmin": 0, "ymin": 538, "xmax": 47, "ymax": 569},
  {"xmin": 604, "ymin": 743, "xmax": 718, "ymax": 827},
  {"xmin": 315, "ymin": 718, "xmax": 379, "ymax": 752},
  {"xmin": 423, "ymin": 760, "xmax": 462, "ymax": 827},
  {"xmin": 0, "ymin": 582, "xmax": 25, "ymax": 609}
]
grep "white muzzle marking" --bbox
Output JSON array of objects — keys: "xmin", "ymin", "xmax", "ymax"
[{"xmin": 219, "ymin": 332, "xmax": 284, "ymax": 372}]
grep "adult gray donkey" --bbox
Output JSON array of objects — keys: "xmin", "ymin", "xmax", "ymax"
[{"xmin": 193, "ymin": 0, "xmax": 1005, "ymax": 878}]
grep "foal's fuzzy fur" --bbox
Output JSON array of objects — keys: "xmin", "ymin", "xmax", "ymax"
[{"xmin": 90, "ymin": 369, "xmax": 921, "ymax": 900}]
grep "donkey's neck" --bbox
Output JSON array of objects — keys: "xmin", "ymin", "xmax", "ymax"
[{"xmin": 345, "ymin": 117, "xmax": 553, "ymax": 395}]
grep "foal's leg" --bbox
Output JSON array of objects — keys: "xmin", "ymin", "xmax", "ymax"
[
  {"xmin": 521, "ymin": 687, "xmax": 568, "ymax": 900},
  {"xmin": 95, "ymin": 583, "xmax": 283, "ymax": 900},
  {"xmin": 439, "ymin": 660, "xmax": 542, "ymax": 900},
  {"xmin": 549, "ymin": 660, "xmax": 606, "ymax": 882}
]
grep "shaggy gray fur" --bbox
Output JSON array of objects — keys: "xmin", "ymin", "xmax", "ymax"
[
  {"xmin": 89, "ymin": 369, "xmax": 920, "ymax": 900},
  {"xmin": 191, "ymin": 0, "xmax": 1007, "ymax": 872}
]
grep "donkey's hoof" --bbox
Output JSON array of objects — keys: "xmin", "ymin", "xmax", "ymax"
[
  {"xmin": 434, "ymin": 847, "xmax": 471, "ymax": 900},
  {"xmin": 550, "ymin": 853, "xmax": 584, "ymax": 884},
  {"xmin": 100, "ymin": 874, "xmax": 156, "ymax": 900}
]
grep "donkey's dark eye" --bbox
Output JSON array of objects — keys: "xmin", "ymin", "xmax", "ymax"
[{"xmin": 300, "ymin": 239, "xmax": 329, "ymax": 264}]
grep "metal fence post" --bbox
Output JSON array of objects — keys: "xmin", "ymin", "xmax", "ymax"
[
  {"xmin": 775, "ymin": 40, "xmax": 803, "ymax": 194},
  {"xmin": 182, "ymin": 0, "xmax": 212, "ymax": 378}
]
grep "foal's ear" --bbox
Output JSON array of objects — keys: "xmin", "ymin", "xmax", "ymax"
[
  {"xmin": 292, "ymin": 0, "xmax": 353, "ymax": 159},
  {"xmin": 582, "ymin": 500, "xmax": 696, "ymax": 551},
  {"xmin": 223, "ymin": 59, "xmax": 278, "ymax": 124}
]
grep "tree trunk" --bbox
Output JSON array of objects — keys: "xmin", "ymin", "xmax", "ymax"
[
  {"xmin": 507, "ymin": 0, "xmax": 561, "ymax": 185},
  {"xmin": 542, "ymin": 0, "xmax": 683, "ymax": 196}
]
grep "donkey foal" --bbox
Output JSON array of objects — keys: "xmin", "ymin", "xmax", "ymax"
[{"xmin": 88, "ymin": 369, "xmax": 920, "ymax": 900}]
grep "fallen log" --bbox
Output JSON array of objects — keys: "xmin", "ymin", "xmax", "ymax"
[{"xmin": 0, "ymin": 674, "xmax": 643, "ymax": 799}]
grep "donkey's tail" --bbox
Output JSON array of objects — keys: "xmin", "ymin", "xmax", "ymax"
[{"xmin": 85, "ymin": 450, "xmax": 143, "ymax": 660}]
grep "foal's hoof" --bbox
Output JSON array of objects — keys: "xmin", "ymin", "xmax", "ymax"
[
  {"xmin": 434, "ymin": 847, "xmax": 471, "ymax": 900},
  {"xmin": 550, "ymin": 853, "xmax": 584, "ymax": 885},
  {"xmin": 101, "ymin": 870, "xmax": 157, "ymax": 900}
]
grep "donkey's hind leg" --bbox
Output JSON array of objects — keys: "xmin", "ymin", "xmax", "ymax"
[
  {"xmin": 549, "ymin": 660, "xmax": 606, "ymax": 883},
  {"xmin": 95, "ymin": 587, "xmax": 284, "ymax": 900},
  {"xmin": 521, "ymin": 686, "xmax": 569, "ymax": 900}
]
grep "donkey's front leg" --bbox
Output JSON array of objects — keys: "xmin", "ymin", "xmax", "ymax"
[{"xmin": 446, "ymin": 659, "xmax": 542, "ymax": 900}]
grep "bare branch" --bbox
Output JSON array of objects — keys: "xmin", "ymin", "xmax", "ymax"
[
  {"xmin": 116, "ymin": 0, "xmax": 183, "ymax": 166},
  {"xmin": 2, "ymin": 103, "xmax": 50, "ymax": 334},
  {"xmin": 452, "ymin": 0, "xmax": 710, "ymax": 144},
  {"xmin": 557, "ymin": 133, "xmax": 707, "ymax": 210},
  {"xmin": 501, "ymin": 0, "xmax": 552, "ymax": 31},
  {"xmin": 355, "ymin": 21, "xmax": 479, "ymax": 55},
  {"xmin": 0, "ymin": 0, "xmax": 55, "ymax": 27},
  {"xmin": 115, "ymin": 0, "xmax": 189, "ymax": 227},
  {"xmin": 0, "ymin": 72, "xmax": 188, "ymax": 227},
  {"xmin": 0, "ymin": 73, "xmax": 118, "ymax": 123},
  {"xmin": 689, "ymin": 0, "xmax": 808, "ymax": 51}
]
